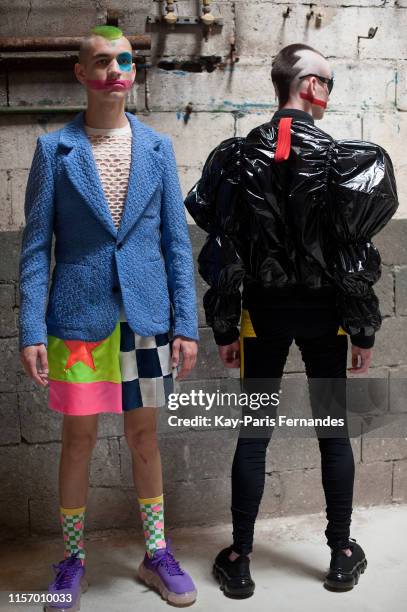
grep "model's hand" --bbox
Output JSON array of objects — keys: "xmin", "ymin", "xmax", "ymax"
[
  {"xmin": 218, "ymin": 341, "xmax": 240, "ymax": 368},
  {"xmin": 172, "ymin": 337, "xmax": 198, "ymax": 380},
  {"xmin": 348, "ymin": 345, "xmax": 372, "ymax": 375},
  {"xmin": 20, "ymin": 344, "xmax": 49, "ymax": 387}
]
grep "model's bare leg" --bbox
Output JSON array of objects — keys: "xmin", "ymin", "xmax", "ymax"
[
  {"xmin": 58, "ymin": 414, "xmax": 98, "ymax": 565},
  {"xmin": 123, "ymin": 407, "xmax": 162, "ymax": 498}
]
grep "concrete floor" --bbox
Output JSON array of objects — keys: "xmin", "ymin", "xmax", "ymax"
[{"xmin": 1, "ymin": 504, "xmax": 406, "ymax": 612}]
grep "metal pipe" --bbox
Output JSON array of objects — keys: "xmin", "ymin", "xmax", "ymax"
[
  {"xmin": 0, "ymin": 105, "xmax": 139, "ymax": 115},
  {"xmin": 0, "ymin": 35, "xmax": 151, "ymax": 52}
]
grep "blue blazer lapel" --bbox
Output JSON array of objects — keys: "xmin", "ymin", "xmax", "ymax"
[
  {"xmin": 58, "ymin": 111, "xmax": 163, "ymax": 243},
  {"xmin": 117, "ymin": 112, "xmax": 163, "ymax": 242},
  {"xmin": 59, "ymin": 112, "xmax": 118, "ymax": 239}
]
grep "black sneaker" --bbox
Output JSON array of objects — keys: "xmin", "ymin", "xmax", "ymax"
[
  {"xmin": 213, "ymin": 546, "xmax": 255, "ymax": 599},
  {"xmin": 324, "ymin": 538, "xmax": 367, "ymax": 591}
]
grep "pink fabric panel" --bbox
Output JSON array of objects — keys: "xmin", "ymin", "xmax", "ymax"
[{"xmin": 49, "ymin": 380, "xmax": 122, "ymax": 415}]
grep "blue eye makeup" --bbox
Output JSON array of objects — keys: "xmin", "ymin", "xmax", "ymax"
[{"xmin": 116, "ymin": 52, "xmax": 133, "ymax": 72}]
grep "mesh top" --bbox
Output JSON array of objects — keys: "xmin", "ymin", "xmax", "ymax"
[{"xmin": 84, "ymin": 120, "xmax": 132, "ymax": 229}]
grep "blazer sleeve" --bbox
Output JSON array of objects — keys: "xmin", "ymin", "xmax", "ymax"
[
  {"xmin": 18, "ymin": 136, "xmax": 55, "ymax": 350},
  {"xmin": 159, "ymin": 136, "xmax": 199, "ymax": 341}
]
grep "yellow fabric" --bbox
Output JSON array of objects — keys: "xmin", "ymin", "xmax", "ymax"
[
  {"xmin": 239, "ymin": 309, "xmax": 256, "ymax": 378},
  {"xmin": 60, "ymin": 505, "xmax": 86, "ymax": 516},
  {"xmin": 138, "ymin": 494, "xmax": 164, "ymax": 505}
]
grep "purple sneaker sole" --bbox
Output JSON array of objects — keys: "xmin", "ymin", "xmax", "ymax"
[
  {"xmin": 138, "ymin": 561, "xmax": 197, "ymax": 607},
  {"xmin": 43, "ymin": 576, "xmax": 88, "ymax": 612}
]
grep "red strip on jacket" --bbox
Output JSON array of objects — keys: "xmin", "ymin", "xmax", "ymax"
[{"xmin": 275, "ymin": 117, "xmax": 292, "ymax": 162}]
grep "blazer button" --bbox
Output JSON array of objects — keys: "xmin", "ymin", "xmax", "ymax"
[
  {"xmin": 112, "ymin": 286, "xmax": 120, "ymax": 294},
  {"xmin": 117, "ymin": 242, "xmax": 123, "ymax": 250}
]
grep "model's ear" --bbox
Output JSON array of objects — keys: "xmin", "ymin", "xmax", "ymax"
[{"xmin": 74, "ymin": 62, "xmax": 86, "ymax": 86}]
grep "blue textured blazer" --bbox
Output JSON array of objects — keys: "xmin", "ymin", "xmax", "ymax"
[{"xmin": 18, "ymin": 111, "xmax": 199, "ymax": 350}]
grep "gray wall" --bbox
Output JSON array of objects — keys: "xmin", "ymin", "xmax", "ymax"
[{"xmin": 1, "ymin": 0, "xmax": 407, "ymax": 539}]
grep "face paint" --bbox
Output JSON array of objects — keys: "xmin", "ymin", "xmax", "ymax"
[
  {"xmin": 299, "ymin": 91, "xmax": 327, "ymax": 108},
  {"xmin": 116, "ymin": 51, "xmax": 133, "ymax": 72},
  {"xmin": 86, "ymin": 78, "xmax": 133, "ymax": 91}
]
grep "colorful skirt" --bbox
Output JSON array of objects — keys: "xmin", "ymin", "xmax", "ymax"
[{"xmin": 47, "ymin": 304, "xmax": 174, "ymax": 416}]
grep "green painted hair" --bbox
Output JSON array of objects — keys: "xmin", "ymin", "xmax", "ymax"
[{"xmin": 90, "ymin": 25, "xmax": 123, "ymax": 40}]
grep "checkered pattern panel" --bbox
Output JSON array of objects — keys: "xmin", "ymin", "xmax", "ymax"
[{"xmin": 119, "ymin": 321, "xmax": 174, "ymax": 411}]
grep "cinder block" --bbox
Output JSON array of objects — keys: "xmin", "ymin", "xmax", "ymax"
[
  {"xmin": 18, "ymin": 391, "xmax": 61, "ymax": 443},
  {"xmin": 346, "ymin": 368, "xmax": 389, "ymax": 419},
  {"xmin": 190, "ymin": 326, "xmax": 231, "ymax": 381},
  {"xmin": 0, "ymin": 169, "xmax": 12, "ymax": 231},
  {"xmin": 373, "ymin": 317, "xmax": 407, "ymax": 366},
  {"xmin": 9, "ymin": 70, "xmax": 86, "ymax": 108},
  {"xmin": 97, "ymin": 413, "xmax": 124, "ymax": 438},
  {"xmin": 87, "ymin": 486, "xmax": 141, "ymax": 531},
  {"xmin": 29, "ymin": 495, "xmax": 64, "ymax": 535},
  {"xmin": 270, "ymin": 0, "xmax": 384, "ymax": 4},
  {"xmin": 375, "ymin": 220, "xmax": 407, "ymax": 266},
  {"xmin": 178, "ymin": 165, "xmax": 202, "ymax": 200},
  {"xmin": 0, "ymin": 2, "xmax": 97, "ymax": 37},
  {"xmin": 0, "ymin": 442, "xmax": 60, "ymax": 500},
  {"xmin": 362, "ymin": 415, "xmax": 407, "ymax": 462},
  {"xmin": 328, "ymin": 61, "xmax": 395, "ymax": 112},
  {"xmin": 121, "ymin": 429, "xmax": 237, "ymax": 486},
  {"xmin": 395, "ymin": 266, "xmax": 407, "ymax": 315},
  {"xmin": 0, "ymin": 495, "xmax": 29, "ymax": 540},
  {"xmin": 141, "ymin": 111, "xmax": 235, "ymax": 167},
  {"xmin": 0, "ymin": 338, "xmax": 20, "ymax": 393},
  {"xmin": 375, "ymin": 267, "xmax": 394, "ymax": 317},
  {"xmin": 90, "ymin": 438, "xmax": 121, "ymax": 487},
  {"xmin": 267, "ymin": 435, "xmax": 361, "ymax": 472},
  {"xmin": 0, "ymin": 69, "xmax": 6, "ymax": 106},
  {"xmin": 353, "ymin": 460, "xmax": 392, "ymax": 506},
  {"xmin": 396, "ymin": 60, "xmax": 407, "ymax": 111},
  {"xmin": 148, "ymin": 61, "xmax": 275, "ymax": 113},
  {"xmin": 164, "ymin": 477, "xmax": 231, "ymax": 525},
  {"xmin": 267, "ymin": 437, "xmax": 321, "ymax": 472},
  {"xmin": 10, "ymin": 169, "xmax": 29, "ymax": 229},
  {"xmin": 235, "ymin": 3, "xmax": 362, "ymax": 59},
  {"xmin": 316, "ymin": 111, "xmax": 363, "ymax": 140},
  {"xmin": 278, "ymin": 468, "xmax": 326, "ymax": 516},
  {"xmin": 0, "ymin": 231, "xmax": 20, "ymax": 283},
  {"xmin": 359, "ymin": 8, "xmax": 407, "ymax": 60},
  {"xmin": 393, "ymin": 459, "xmax": 407, "ymax": 502},
  {"xmin": 0, "ymin": 284, "xmax": 17, "ymax": 336},
  {"xmin": 0, "ymin": 118, "xmax": 44, "ymax": 170},
  {"xmin": 0, "ymin": 392, "xmax": 20, "ymax": 445},
  {"xmin": 389, "ymin": 366, "xmax": 407, "ymax": 414},
  {"xmin": 190, "ymin": 224, "xmax": 210, "ymax": 326}
]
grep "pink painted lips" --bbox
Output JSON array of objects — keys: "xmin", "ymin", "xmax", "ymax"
[{"xmin": 86, "ymin": 79, "xmax": 133, "ymax": 91}]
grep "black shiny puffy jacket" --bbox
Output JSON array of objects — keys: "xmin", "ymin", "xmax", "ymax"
[{"xmin": 185, "ymin": 111, "xmax": 398, "ymax": 346}]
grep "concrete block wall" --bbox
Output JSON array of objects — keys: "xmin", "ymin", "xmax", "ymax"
[{"xmin": 1, "ymin": 0, "xmax": 407, "ymax": 539}]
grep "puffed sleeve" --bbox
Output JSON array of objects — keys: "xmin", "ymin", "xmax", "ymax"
[
  {"xmin": 326, "ymin": 139, "xmax": 398, "ymax": 342},
  {"xmin": 185, "ymin": 137, "xmax": 246, "ymax": 345}
]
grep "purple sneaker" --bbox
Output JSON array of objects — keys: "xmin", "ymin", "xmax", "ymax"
[
  {"xmin": 137, "ymin": 540, "xmax": 197, "ymax": 606},
  {"xmin": 44, "ymin": 551, "xmax": 88, "ymax": 612}
]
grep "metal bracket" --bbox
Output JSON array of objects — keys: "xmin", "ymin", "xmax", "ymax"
[{"xmin": 146, "ymin": 15, "xmax": 223, "ymax": 26}]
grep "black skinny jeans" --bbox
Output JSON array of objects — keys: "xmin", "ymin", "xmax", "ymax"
[{"xmin": 231, "ymin": 305, "xmax": 354, "ymax": 555}]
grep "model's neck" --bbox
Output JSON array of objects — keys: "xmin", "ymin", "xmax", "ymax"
[
  {"xmin": 280, "ymin": 99, "xmax": 312, "ymax": 114},
  {"xmin": 84, "ymin": 100, "xmax": 128, "ymax": 129}
]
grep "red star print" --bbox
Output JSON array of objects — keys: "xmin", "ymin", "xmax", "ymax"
[{"xmin": 63, "ymin": 340, "xmax": 106, "ymax": 370}]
